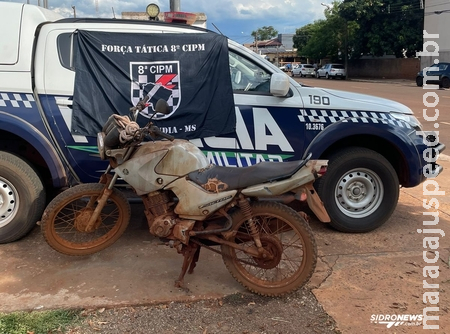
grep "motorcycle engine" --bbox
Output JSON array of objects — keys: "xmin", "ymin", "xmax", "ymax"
[{"xmin": 150, "ymin": 214, "xmax": 177, "ymax": 237}]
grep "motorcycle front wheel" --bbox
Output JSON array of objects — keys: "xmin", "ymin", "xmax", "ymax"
[
  {"xmin": 221, "ymin": 201, "xmax": 317, "ymax": 296},
  {"xmin": 41, "ymin": 183, "xmax": 131, "ymax": 256}
]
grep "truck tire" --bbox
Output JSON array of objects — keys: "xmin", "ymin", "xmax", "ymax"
[
  {"xmin": 0, "ymin": 151, "xmax": 46, "ymax": 243},
  {"xmin": 416, "ymin": 76, "xmax": 423, "ymax": 87},
  {"xmin": 317, "ymin": 147, "xmax": 399, "ymax": 232}
]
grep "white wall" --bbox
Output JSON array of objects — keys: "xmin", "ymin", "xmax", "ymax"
[{"xmin": 421, "ymin": 0, "xmax": 450, "ymax": 68}]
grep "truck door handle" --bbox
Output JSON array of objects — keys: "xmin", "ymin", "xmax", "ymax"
[{"xmin": 55, "ymin": 99, "xmax": 73, "ymax": 106}]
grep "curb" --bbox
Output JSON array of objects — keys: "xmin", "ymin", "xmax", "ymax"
[{"xmin": 348, "ymin": 78, "xmax": 415, "ymax": 85}]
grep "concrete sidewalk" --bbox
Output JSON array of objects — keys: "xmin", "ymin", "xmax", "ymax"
[{"xmin": 0, "ymin": 157, "xmax": 449, "ymax": 333}]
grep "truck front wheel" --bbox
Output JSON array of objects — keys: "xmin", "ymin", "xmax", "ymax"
[
  {"xmin": 0, "ymin": 152, "xmax": 46, "ymax": 243},
  {"xmin": 317, "ymin": 147, "xmax": 399, "ymax": 232}
]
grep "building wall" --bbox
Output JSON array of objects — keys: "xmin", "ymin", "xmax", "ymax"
[
  {"xmin": 421, "ymin": 0, "xmax": 450, "ymax": 69},
  {"xmin": 278, "ymin": 34, "xmax": 294, "ymax": 50},
  {"xmin": 348, "ymin": 58, "xmax": 420, "ymax": 80}
]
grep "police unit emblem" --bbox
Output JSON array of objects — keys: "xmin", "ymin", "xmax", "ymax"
[{"xmin": 130, "ymin": 61, "xmax": 180, "ymax": 119}]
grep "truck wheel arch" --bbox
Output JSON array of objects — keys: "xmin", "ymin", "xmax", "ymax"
[
  {"xmin": 0, "ymin": 112, "xmax": 67, "ymax": 189},
  {"xmin": 302, "ymin": 122, "xmax": 419, "ymax": 187}
]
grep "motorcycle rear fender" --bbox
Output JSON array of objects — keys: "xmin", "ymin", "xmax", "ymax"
[
  {"xmin": 241, "ymin": 159, "xmax": 327, "ymax": 197},
  {"xmin": 294, "ymin": 182, "xmax": 331, "ymax": 223}
]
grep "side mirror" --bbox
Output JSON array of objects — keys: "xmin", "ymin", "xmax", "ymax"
[
  {"xmin": 154, "ymin": 99, "xmax": 171, "ymax": 115},
  {"xmin": 270, "ymin": 73, "xmax": 290, "ymax": 97}
]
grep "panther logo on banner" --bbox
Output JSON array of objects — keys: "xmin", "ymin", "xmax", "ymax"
[{"xmin": 130, "ymin": 61, "xmax": 181, "ymax": 120}]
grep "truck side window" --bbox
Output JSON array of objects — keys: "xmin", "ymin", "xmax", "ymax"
[
  {"xmin": 57, "ymin": 33, "xmax": 73, "ymax": 71},
  {"xmin": 229, "ymin": 51, "xmax": 271, "ymax": 94}
]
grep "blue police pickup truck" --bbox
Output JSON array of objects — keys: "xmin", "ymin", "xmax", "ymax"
[{"xmin": 0, "ymin": 3, "xmax": 445, "ymax": 243}]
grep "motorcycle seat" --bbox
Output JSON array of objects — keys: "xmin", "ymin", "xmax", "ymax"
[{"xmin": 187, "ymin": 157, "xmax": 310, "ymax": 193}]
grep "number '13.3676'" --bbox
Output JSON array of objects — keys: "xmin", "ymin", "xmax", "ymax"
[{"xmin": 305, "ymin": 123, "xmax": 324, "ymax": 131}]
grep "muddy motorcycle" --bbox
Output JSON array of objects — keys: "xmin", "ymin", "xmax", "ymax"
[{"xmin": 41, "ymin": 97, "xmax": 330, "ymax": 296}]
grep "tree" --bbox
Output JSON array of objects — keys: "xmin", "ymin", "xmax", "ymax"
[
  {"xmin": 293, "ymin": 0, "xmax": 423, "ymax": 60},
  {"xmin": 294, "ymin": 2, "xmax": 349, "ymax": 62},
  {"xmin": 251, "ymin": 26, "xmax": 278, "ymax": 41},
  {"xmin": 294, "ymin": 20, "xmax": 339, "ymax": 60},
  {"xmin": 340, "ymin": 0, "xmax": 424, "ymax": 58},
  {"xmin": 293, "ymin": 23, "xmax": 314, "ymax": 52}
]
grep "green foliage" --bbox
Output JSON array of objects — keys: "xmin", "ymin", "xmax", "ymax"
[
  {"xmin": 294, "ymin": 20, "xmax": 340, "ymax": 61},
  {"xmin": 294, "ymin": 0, "xmax": 423, "ymax": 59},
  {"xmin": 340, "ymin": 0, "xmax": 424, "ymax": 58},
  {"xmin": 0, "ymin": 310, "xmax": 81, "ymax": 334},
  {"xmin": 251, "ymin": 26, "xmax": 278, "ymax": 41},
  {"xmin": 293, "ymin": 23, "xmax": 314, "ymax": 52},
  {"xmin": 294, "ymin": 2, "xmax": 348, "ymax": 61}
]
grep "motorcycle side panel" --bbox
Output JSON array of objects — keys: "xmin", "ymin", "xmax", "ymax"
[{"xmin": 167, "ymin": 178, "xmax": 237, "ymax": 220}]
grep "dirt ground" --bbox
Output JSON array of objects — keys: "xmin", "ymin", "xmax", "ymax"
[
  {"xmin": 1, "ymin": 156, "xmax": 449, "ymax": 334},
  {"xmin": 67, "ymin": 290, "xmax": 340, "ymax": 334}
]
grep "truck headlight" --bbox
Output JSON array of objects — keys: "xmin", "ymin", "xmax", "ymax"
[{"xmin": 391, "ymin": 113, "xmax": 422, "ymax": 130}]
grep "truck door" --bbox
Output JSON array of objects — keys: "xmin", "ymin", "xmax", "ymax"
[
  {"xmin": 192, "ymin": 49, "xmax": 307, "ymax": 166},
  {"xmin": 36, "ymin": 28, "xmax": 108, "ymax": 183}
]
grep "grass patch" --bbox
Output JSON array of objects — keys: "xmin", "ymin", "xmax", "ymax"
[{"xmin": 0, "ymin": 309, "xmax": 81, "ymax": 334}]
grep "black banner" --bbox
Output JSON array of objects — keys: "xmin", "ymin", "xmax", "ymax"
[{"xmin": 72, "ymin": 30, "xmax": 235, "ymax": 139}]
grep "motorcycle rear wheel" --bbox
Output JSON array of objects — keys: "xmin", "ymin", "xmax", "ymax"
[
  {"xmin": 221, "ymin": 201, "xmax": 317, "ymax": 296},
  {"xmin": 41, "ymin": 183, "xmax": 131, "ymax": 256}
]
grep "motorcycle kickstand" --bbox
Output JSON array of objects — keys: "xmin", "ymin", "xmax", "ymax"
[{"xmin": 175, "ymin": 243, "xmax": 201, "ymax": 289}]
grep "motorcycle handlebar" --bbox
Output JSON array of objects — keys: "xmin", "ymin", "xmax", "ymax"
[
  {"xmin": 130, "ymin": 95, "xmax": 150, "ymax": 115},
  {"xmin": 136, "ymin": 96, "xmax": 150, "ymax": 112},
  {"xmin": 149, "ymin": 125, "xmax": 175, "ymax": 141}
]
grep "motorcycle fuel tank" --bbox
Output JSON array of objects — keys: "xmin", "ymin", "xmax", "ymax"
[{"xmin": 115, "ymin": 139, "xmax": 209, "ymax": 195}]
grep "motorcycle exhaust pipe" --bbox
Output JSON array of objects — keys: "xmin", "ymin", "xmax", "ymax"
[{"xmin": 257, "ymin": 192, "xmax": 305, "ymax": 204}]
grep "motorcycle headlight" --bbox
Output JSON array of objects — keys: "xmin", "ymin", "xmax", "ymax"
[
  {"xmin": 97, "ymin": 132, "xmax": 106, "ymax": 160},
  {"xmin": 391, "ymin": 113, "xmax": 422, "ymax": 130}
]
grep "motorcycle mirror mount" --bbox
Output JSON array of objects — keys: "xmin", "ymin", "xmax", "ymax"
[
  {"xmin": 130, "ymin": 108, "xmax": 139, "ymax": 122},
  {"xmin": 129, "ymin": 95, "xmax": 151, "ymax": 122},
  {"xmin": 130, "ymin": 98, "xmax": 170, "ymax": 122}
]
